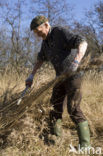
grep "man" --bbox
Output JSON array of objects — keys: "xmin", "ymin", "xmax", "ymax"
[{"xmin": 26, "ymin": 15, "xmax": 91, "ymax": 149}]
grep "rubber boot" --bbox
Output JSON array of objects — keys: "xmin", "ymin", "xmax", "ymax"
[
  {"xmin": 54, "ymin": 119, "xmax": 62, "ymax": 137},
  {"xmin": 77, "ymin": 121, "xmax": 91, "ymax": 149}
]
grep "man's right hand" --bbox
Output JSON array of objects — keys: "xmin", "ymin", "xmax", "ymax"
[
  {"xmin": 25, "ymin": 74, "xmax": 34, "ymax": 87},
  {"xmin": 25, "ymin": 60, "xmax": 43, "ymax": 87}
]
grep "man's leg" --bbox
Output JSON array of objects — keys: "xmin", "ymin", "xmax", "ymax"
[
  {"xmin": 49, "ymin": 81, "xmax": 66, "ymax": 136},
  {"xmin": 66, "ymin": 74, "xmax": 91, "ymax": 148}
]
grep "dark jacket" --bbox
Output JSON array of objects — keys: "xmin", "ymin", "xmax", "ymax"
[{"xmin": 37, "ymin": 26, "xmax": 86, "ymax": 76}]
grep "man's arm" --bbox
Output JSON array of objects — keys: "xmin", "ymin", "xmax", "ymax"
[
  {"xmin": 74, "ymin": 41, "xmax": 88, "ymax": 63},
  {"xmin": 63, "ymin": 40, "xmax": 88, "ymax": 76},
  {"xmin": 26, "ymin": 60, "xmax": 43, "ymax": 87},
  {"xmin": 31, "ymin": 60, "xmax": 43, "ymax": 76}
]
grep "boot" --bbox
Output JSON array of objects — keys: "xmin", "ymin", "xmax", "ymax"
[
  {"xmin": 53, "ymin": 119, "xmax": 62, "ymax": 137},
  {"xmin": 77, "ymin": 120, "xmax": 91, "ymax": 149}
]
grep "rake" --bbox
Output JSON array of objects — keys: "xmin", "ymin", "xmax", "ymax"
[{"xmin": 0, "ymin": 74, "xmax": 67, "ymax": 134}]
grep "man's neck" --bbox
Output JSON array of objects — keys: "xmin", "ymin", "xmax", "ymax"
[{"xmin": 43, "ymin": 26, "xmax": 51, "ymax": 40}]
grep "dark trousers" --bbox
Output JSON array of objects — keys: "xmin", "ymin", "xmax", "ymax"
[{"xmin": 50, "ymin": 74, "xmax": 87, "ymax": 125}]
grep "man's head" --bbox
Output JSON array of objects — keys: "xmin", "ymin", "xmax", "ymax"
[{"xmin": 30, "ymin": 15, "xmax": 51, "ymax": 40}]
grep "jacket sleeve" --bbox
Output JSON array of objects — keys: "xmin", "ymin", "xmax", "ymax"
[
  {"xmin": 37, "ymin": 41, "xmax": 47, "ymax": 62},
  {"xmin": 60, "ymin": 27, "xmax": 86, "ymax": 49},
  {"xmin": 60, "ymin": 28, "xmax": 87, "ymax": 74}
]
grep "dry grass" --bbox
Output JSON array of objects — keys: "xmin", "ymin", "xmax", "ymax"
[{"xmin": 0, "ymin": 62, "xmax": 103, "ymax": 156}]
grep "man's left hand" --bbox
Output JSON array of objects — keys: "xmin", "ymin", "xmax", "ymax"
[{"xmin": 63, "ymin": 60, "xmax": 79, "ymax": 77}]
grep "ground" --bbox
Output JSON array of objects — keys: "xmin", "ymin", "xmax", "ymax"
[{"xmin": 0, "ymin": 60, "xmax": 103, "ymax": 156}]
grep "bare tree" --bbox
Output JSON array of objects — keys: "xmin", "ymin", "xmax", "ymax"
[
  {"xmin": 95, "ymin": 1, "xmax": 103, "ymax": 28},
  {"xmin": 72, "ymin": 0, "xmax": 103, "ymax": 58},
  {"xmin": 0, "ymin": 0, "xmax": 36, "ymax": 73},
  {"xmin": 30, "ymin": 0, "xmax": 74, "ymax": 26}
]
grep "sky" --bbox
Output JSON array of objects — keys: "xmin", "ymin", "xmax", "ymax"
[
  {"xmin": 1, "ymin": 0, "xmax": 99, "ymax": 20},
  {"xmin": 0, "ymin": 0, "xmax": 100, "ymax": 30},
  {"xmin": 68, "ymin": 0, "xmax": 99, "ymax": 21}
]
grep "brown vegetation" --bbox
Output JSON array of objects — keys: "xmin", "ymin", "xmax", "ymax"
[{"xmin": 0, "ymin": 61, "xmax": 103, "ymax": 156}]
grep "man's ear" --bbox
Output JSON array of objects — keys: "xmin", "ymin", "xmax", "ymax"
[{"xmin": 45, "ymin": 22, "xmax": 49, "ymax": 28}]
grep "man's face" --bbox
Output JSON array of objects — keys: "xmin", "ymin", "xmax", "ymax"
[{"xmin": 33, "ymin": 23, "xmax": 49, "ymax": 40}]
